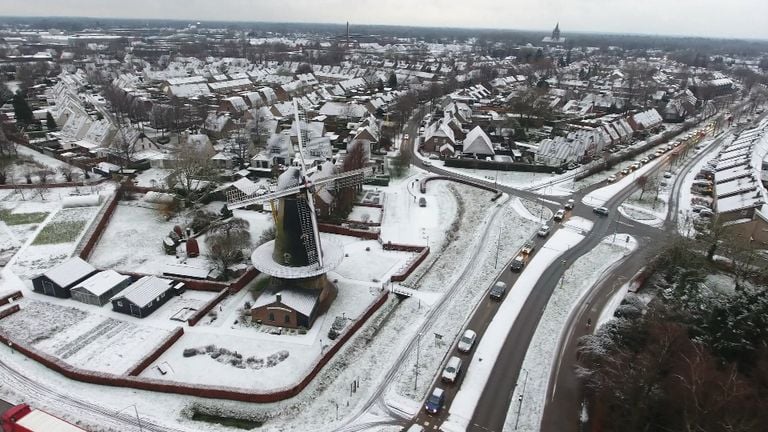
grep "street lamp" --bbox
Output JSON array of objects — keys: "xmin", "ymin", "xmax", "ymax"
[
  {"xmin": 116, "ymin": 404, "xmax": 143, "ymax": 432},
  {"xmin": 514, "ymin": 368, "xmax": 530, "ymax": 430}
]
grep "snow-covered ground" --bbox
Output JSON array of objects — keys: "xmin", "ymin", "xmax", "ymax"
[
  {"xmin": 503, "ymin": 234, "xmax": 638, "ymax": 432},
  {"xmin": 347, "ymin": 206, "xmax": 383, "ymax": 224},
  {"xmin": 443, "ymin": 222, "xmax": 590, "ymax": 431},
  {"xmin": 132, "ymin": 168, "xmax": 173, "ymax": 188},
  {"xmin": 0, "ymin": 299, "xmax": 172, "ymax": 374}
]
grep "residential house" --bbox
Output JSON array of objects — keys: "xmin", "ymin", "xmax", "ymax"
[
  {"xmin": 251, "ymin": 289, "xmax": 321, "ymax": 329},
  {"xmin": 462, "ymin": 126, "xmax": 495, "ymax": 156}
]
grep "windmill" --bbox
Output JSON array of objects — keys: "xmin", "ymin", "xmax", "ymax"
[{"xmin": 226, "ymin": 100, "xmax": 374, "ymax": 306}]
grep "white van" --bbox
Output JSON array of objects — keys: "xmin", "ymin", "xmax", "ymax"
[{"xmin": 441, "ymin": 356, "xmax": 463, "ymax": 383}]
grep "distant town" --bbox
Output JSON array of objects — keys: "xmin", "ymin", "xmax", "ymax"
[{"xmin": 0, "ymin": 15, "xmax": 766, "ymax": 432}]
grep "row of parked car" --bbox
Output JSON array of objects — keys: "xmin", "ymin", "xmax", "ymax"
[{"xmin": 424, "ymin": 328, "xmax": 479, "ymax": 415}]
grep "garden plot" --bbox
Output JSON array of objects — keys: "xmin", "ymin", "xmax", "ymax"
[
  {"xmin": 32, "ymin": 206, "xmax": 96, "ymax": 245},
  {"xmin": 0, "ymin": 300, "xmax": 171, "ymax": 374},
  {"xmin": 11, "ymin": 206, "xmax": 101, "ymax": 279}
]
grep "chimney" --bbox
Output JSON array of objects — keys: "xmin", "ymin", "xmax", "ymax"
[{"xmin": 276, "ymin": 293, "xmax": 282, "ymax": 304}]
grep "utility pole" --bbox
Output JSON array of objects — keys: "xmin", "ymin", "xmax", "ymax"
[
  {"xmin": 515, "ymin": 368, "xmax": 530, "ymax": 430},
  {"xmin": 494, "ymin": 227, "xmax": 501, "ymax": 268},
  {"xmin": 414, "ymin": 332, "xmax": 422, "ymax": 391}
]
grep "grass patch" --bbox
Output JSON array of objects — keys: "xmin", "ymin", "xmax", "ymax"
[
  {"xmin": 32, "ymin": 220, "xmax": 87, "ymax": 245},
  {"xmin": 0, "ymin": 209, "xmax": 49, "ymax": 226},
  {"xmin": 191, "ymin": 411, "xmax": 262, "ymax": 429}
]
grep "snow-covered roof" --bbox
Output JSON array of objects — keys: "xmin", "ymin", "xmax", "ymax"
[
  {"xmin": 71, "ymin": 270, "xmax": 131, "ymax": 297},
  {"xmin": 43, "ymin": 257, "xmax": 96, "ymax": 288},
  {"xmin": 16, "ymin": 409, "xmax": 85, "ymax": 432},
  {"xmin": 111, "ymin": 276, "xmax": 174, "ymax": 308},
  {"xmin": 252, "ymin": 288, "xmax": 320, "ymax": 317},
  {"xmin": 163, "ymin": 263, "xmax": 210, "ymax": 279},
  {"xmin": 463, "ymin": 126, "xmax": 494, "ymax": 155}
]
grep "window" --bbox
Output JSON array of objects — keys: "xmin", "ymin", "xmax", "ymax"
[
  {"xmin": 284, "ymin": 314, "xmax": 290, "ymax": 324},
  {"xmin": 269, "ymin": 312, "xmax": 275, "ymax": 321}
]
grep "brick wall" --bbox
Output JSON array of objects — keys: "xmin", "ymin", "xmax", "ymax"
[
  {"xmin": 0, "ymin": 291, "xmax": 23, "ymax": 307},
  {"xmin": 187, "ymin": 289, "xmax": 229, "ymax": 327},
  {"xmin": 78, "ymin": 192, "xmax": 120, "ymax": 260},
  {"xmin": 318, "ymin": 223, "xmax": 379, "ymax": 240},
  {"xmin": 0, "ymin": 305, "xmax": 20, "ymax": 320},
  {"xmin": 125, "ymin": 327, "xmax": 185, "ymax": 376}
]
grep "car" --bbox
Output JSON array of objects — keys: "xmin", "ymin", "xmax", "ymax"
[
  {"xmin": 403, "ymin": 133, "xmax": 410, "ymax": 140},
  {"xmin": 422, "ymin": 160, "xmax": 432, "ymax": 167},
  {"xmin": 510, "ymin": 254, "xmax": 526, "ymax": 272},
  {"xmin": 607, "ymin": 175, "xmax": 617, "ymax": 183},
  {"xmin": 593, "ymin": 206, "xmax": 609, "ymax": 216},
  {"xmin": 428, "ymin": 154, "xmax": 440, "ymax": 160},
  {"xmin": 521, "ymin": 241, "xmax": 535, "ymax": 255},
  {"xmin": 564, "ymin": 198, "xmax": 575, "ymax": 210},
  {"xmin": 537, "ymin": 224, "xmax": 551, "ymax": 237},
  {"xmin": 553, "ymin": 209, "xmax": 566, "ymax": 222},
  {"xmin": 457, "ymin": 329, "xmax": 477, "ymax": 353},
  {"xmin": 424, "ymin": 387, "xmax": 445, "ymax": 415},
  {"xmin": 663, "ymin": 172, "xmax": 673, "ymax": 179},
  {"xmin": 640, "ymin": 157, "xmax": 649, "ymax": 164},
  {"xmin": 419, "ymin": 197, "xmax": 427, "ymax": 207},
  {"xmin": 699, "ymin": 209, "xmax": 714, "ymax": 218},
  {"xmin": 490, "ymin": 281, "xmax": 507, "ymax": 300},
  {"xmin": 406, "ymin": 425, "xmax": 425, "ymax": 432},
  {"xmin": 621, "ymin": 168, "xmax": 630, "ymax": 175},
  {"xmin": 441, "ymin": 356, "xmax": 463, "ymax": 383}
]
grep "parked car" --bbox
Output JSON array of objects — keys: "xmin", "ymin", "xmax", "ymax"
[
  {"xmin": 621, "ymin": 168, "xmax": 630, "ymax": 175},
  {"xmin": 553, "ymin": 209, "xmax": 566, "ymax": 222},
  {"xmin": 537, "ymin": 224, "xmax": 551, "ymax": 237},
  {"xmin": 457, "ymin": 329, "xmax": 477, "ymax": 353},
  {"xmin": 406, "ymin": 425, "xmax": 425, "ymax": 432},
  {"xmin": 593, "ymin": 206, "xmax": 610, "ymax": 216},
  {"xmin": 510, "ymin": 254, "xmax": 526, "ymax": 272},
  {"xmin": 424, "ymin": 388, "xmax": 445, "ymax": 415},
  {"xmin": 607, "ymin": 175, "xmax": 617, "ymax": 183},
  {"xmin": 441, "ymin": 356, "xmax": 463, "ymax": 383},
  {"xmin": 663, "ymin": 172, "xmax": 673, "ymax": 178},
  {"xmin": 419, "ymin": 197, "xmax": 427, "ymax": 207},
  {"xmin": 490, "ymin": 281, "xmax": 507, "ymax": 300},
  {"xmin": 521, "ymin": 241, "xmax": 535, "ymax": 255},
  {"xmin": 564, "ymin": 198, "xmax": 575, "ymax": 210},
  {"xmin": 422, "ymin": 160, "xmax": 432, "ymax": 167}
]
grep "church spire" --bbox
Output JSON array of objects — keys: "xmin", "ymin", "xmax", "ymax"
[{"xmin": 552, "ymin": 22, "xmax": 561, "ymax": 41}]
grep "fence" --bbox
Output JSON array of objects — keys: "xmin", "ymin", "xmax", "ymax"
[
  {"xmin": 318, "ymin": 223, "xmax": 380, "ymax": 240},
  {"xmin": 77, "ymin": 192, "xmax": 120, "ymax": 260},
  {"xmin": 387, "ymin": 245, "xmax": 430, "ymax": 282}
]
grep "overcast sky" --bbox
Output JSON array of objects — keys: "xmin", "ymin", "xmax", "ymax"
[{"xmin": 2, "ymin": 0, "xmax": 767, "ymax": 40}]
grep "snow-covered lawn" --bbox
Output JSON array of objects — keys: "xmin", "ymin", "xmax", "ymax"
[
  {"xmin": 504, "ymin": 234, "xmax": 638, "ymax": 432},
  {"xmin": 0, "ymin": 300, "xmax": 172, "ymax": 374},
  {"xmin": 89, "ymin": 203, "xmax": 211, "ymax": 274},
  {"xmin": 32, "ymin": 206, "xmax": 96, "ymax": 245},
  {"xmin": 348, "ymin": 205, "xmax": 383, "ymax": 224},
  {"xmin": 133, "ymin": 168, "xmax": 173, "ymax": 188}
]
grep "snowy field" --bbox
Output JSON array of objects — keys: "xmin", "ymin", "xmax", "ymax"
[
  {"xmin": 504, "ymin": 234, "xmax": 638, "ymax": 432},
  {"xmin": 0, "ymin": 300, "xmax": 172, "ymax": 374}
]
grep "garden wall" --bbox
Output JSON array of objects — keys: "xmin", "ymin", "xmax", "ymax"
[
  {"xmin": 0, "ymin": 291, "xmax": 23, "ymax": 307},
  {"xmin": 186, "ymin": 288, "xmax": 230, "ymax": 327},
  {"xmin": 0, "ymin": 305, "xmax": 20, "ymax": 320},
  {"xmin": 318, "ymin": 223, "xmax": 379, "ymax": 240},
  {"xmin": 125, "ymin": 327, "xmax": 185, "ymax": 376}
]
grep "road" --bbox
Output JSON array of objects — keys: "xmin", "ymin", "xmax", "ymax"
[
  {"xmin": 402, "ymin": 107, "xmax": 728, "ymax": 432},
  {"xmin": 0, "ymin": 398, "xmax": 12, "ymax": 415}
]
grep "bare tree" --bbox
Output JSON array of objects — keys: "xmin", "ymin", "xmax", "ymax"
[
  {"xmin": 205, "ymin": 217, "xmax": 252, "ymax": 278},
  {"xmin": 37, "ymin": 169, "xmax": 54, "ymax": 184},
  {"xmin": 167, "ymin": 145, "xmax": 214, "ymax": 204}
]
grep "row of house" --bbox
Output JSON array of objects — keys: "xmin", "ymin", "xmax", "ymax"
[{"xmin": 712, "ymin": 120, "xmax": 768, "ymax": 244}]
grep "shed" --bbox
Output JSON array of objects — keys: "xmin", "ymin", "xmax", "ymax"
[
  {"xmin": 162, "ymin": 263, "xmax": 210, "ymax": 280},
  {"xmin": 251, "ymin": 288, "xmax": 321, "ymax": 329},
  {"xmin": 70, "ymin": 270, "xmax": 132, "ymax": 306},
  {"xmin": 32, "ymin": 257, "xmax": 97, "ymax": 298},
  {"xmin": 110, "ymin": 276, "xmax": 176, "ymax": 318}
]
